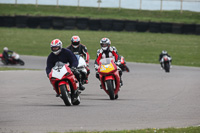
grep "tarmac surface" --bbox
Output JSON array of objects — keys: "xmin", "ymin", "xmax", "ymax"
[{"xmin": 0, "ymin": 55, "xmax": 200, "ymax": 133}]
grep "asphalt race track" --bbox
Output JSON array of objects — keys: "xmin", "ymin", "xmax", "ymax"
[{"xmin": 0, "ymin": 55, "xmax": 200, "ymax": 133}]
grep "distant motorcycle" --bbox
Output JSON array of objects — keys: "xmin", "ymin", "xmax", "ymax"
[
  {"xmin": 48, "ymin": 62, "xmax": 81, "ymax": 106},
  {"xmin": 160, "ymin": 55, "xmax": 172, "ymax": 72},
  {"xmin": 119, "ymin": 56, "xmax": 130, "ymax": 72},
  {"xmin": 0, "ymin": 52, "xmax": 25, "ymax": 65},
  {"xmin": 75, "ymin": 55, "xmax": 88, "ymax": 86},
  {"xmin": 98, "ymin": 58, "xmax": 121, "ymax": 100}
]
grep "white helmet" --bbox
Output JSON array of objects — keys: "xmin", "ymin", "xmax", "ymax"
[
  {"xmin": 50, "ymin": 39, "xmax": 62, "ymax": 55},
  {"xmin": 71, "ymin": 36, "xmax": 80, "ymax": 48},
  {"xmin": 162, "ymin": 50, "xmax": 167, "ymax": 55},
  {"xmin": 3, "ymin": 47, "xmax": 8, "ymax": 51},
  {"xmin": 100, "ymin": 38, "xmax": 111, "ymax": 51}
]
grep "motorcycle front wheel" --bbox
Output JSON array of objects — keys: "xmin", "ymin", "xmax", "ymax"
[
  {"xmin": 106, "ymin": 80, "xmax": 115, "ymax": 100},
  {"xmin": 18, "ymin": 59, "xmax": 25, "ymax": 65},
  {"xmin": 60, "ymin": 84, "xmax": 72, "ymax": 106}
]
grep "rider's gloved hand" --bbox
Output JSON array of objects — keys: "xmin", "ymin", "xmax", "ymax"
[
  {"xmin": 70, "ymin": 67, "xmax": 75, "ymax": 71},
  {"xmin": 96, "ymin": 72, "xmax": 100, "ymax": 79},
  {"xmin": 99, "ymin": 49, "xmax": 103, "ymax": 54},
  {"xmin": 71, "ymin": 67, "xmax": 80, "ymax": 75},
  {"xmin": 94, "ymin": 64, "xmax": 99, "ymax": 71},
  {"xmin": 115, "ymin": 60, "xmax": 121, "ymax": 66}
]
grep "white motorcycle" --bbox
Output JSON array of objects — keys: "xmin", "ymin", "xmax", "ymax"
[
  {"xmin": 75, "ymin": 55, "xmax": 88, "ymax": 85},
  {"xmin": 160, "ymin": 55, "xmax": 172, "ymax": 72}
]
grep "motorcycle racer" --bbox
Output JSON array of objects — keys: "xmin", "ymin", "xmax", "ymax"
[
  {"xmin": 159, "ymin": 50, "xmax": 172, "ymax": 69},
  {"xmin": 66, "ymin": 35, "xmax": 90, "ymax": 84},
  {"xmin": 2, "ymin": 47, "xmax": 14, "ymax": 65},
  {"xmin": 46, "ymin": 39, "xmax": 85, "ymax": 93},
  {"xmin": 94, "ymin": 37, "xmax": 123, "ymax": 87}
]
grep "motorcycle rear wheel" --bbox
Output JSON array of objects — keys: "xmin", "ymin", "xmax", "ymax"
[
  {"xmin": 125, "ymin": 65, "xmax": 130, "ymax": 72},
  {"xmin": 165, "ymin": 63, "xmax": 170, "ymax": 72},
  {"xmin": 60, "ymin": 84, "xmax": 72, "ymax": 106},
  {"xmin": 106, "ymin": 80, "xmax": 115, "ymax": 100}
]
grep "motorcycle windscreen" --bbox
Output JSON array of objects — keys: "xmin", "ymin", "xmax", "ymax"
[
  {"xmin": 77, "ymin": 56, "xmax": 86, "ymax": 68},
  {"xmin": 99, "ymin": 63, "xmax": 115, "ymax": 73},
  {"xmin": 52, "ymin": 66, "xmax": 68, "ymax": 80}
]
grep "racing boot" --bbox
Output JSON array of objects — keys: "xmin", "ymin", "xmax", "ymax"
[
  {"xmin": 160, "ymin": 63, "xmax": 164, "ymax": 69},
  {"xmin": 83, "ymin": 77, "xmax": 89, "ymax": 84},
  {"xmin": 74, "ymin": 89, "xmax": 81, "ymax": 98},
  {"xmin": 120, "ymin": 78, "xmax": 123, "ymax": 87},
  {"xmin": 73, "ymin": 89, "xmax": 81, "ymax": 103},
  {"xmin": 85, "ymin": 80, "xmax": 88, "ymax": 84},
  {"xmin": 115, "ymin": 94, "xmax": 118, "ymax": 99},
  {"xmin": 79, "ymin": 83, "xmax": 85, "ymax": 91},
  {"xmin": 100, "ymin": 84, "xmax": 102, "ymax": 89},
  {"xmin": 56, "ymin": 93, "xmax": 60, "ymax": 97},
  {"xmin": 119, "ymin": 70, "xmax": 123, "ymax": 87}
]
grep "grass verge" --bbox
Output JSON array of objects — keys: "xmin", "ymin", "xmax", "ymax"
[
  {"xmin": 0, "ymin": 4, "xmax": 200, "ymax": 24},
  {"xmin": 0, "ymin": 67, "xmax": 38, "ymax": 71},
  {"xmin": 48, "ymin": 126, "xmax": 200, "ymax": 133}
]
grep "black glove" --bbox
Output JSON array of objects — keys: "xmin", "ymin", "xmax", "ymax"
[
  {"xmin": 71, "ymin": 67, "xmax": 76, "ymax": 72},
  {"xmin": 115, "ymin": 60, "xmax": 121, "ymax": 66},
  {"xmin": 96, "ymin": 72, "xmax": 100, "ymax": 79},
  {"xmin": 71, "ymin": 67, "xmax": 80, "ymax": 76}
]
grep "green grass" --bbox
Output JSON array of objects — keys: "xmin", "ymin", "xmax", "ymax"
[
  {"xmin": 0, "ymin": 4, "xmax": 200, "ymax": 24},
  {"xmin": 0, "ymin": 27, "xmax": 200, "ymax": 67},
  {"xmin": 48, "ymin": 126, "xmax": 200, "ymax": 133}
]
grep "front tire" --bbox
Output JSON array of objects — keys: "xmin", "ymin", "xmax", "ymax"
[
  {"xmin": 18, "ymin": 59, "xmax": 25, "ymax": 65},
  {"xmin": 60, "ymin": 84, "xmax": 72, "ymax": 106},
  {"xmin": 106, "ymin": 80, "xmax": 115, "ymax": 100}
]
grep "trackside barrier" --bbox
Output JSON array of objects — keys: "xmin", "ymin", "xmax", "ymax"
[
  {"xmin": 0, "ymin": 15, "xmax": 199, "ymax": 35},
  {"xmin": 88, "ymin": 19, "xmax": 101, "ymax": 30},
  {"xmin": 64, "ymin": 18, "xmax": 76, "ymax": 29},
  {"xmin": 149, "ymin": 22, "xmax": 161, "ymax": 33},
  {"xmin": 161, "ymin": 22, "xmax": 172, "ymax": 33}
]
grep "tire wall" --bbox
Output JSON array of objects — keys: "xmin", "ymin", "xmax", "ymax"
[{"xmin": 0, "ymin": 15, "xmax": 199, "ymax": 35}]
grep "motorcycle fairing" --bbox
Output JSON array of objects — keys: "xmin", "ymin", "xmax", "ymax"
[
  {"xmin": 98, "ymin": 58, "xmax": 117, "ymax": 74},
  {"xmin": 58, "ymin": 82, "xmax": 71, "ymax": 94},
  {"xmin": 99, "ymin": 63, "xmax": 115, "ymax": 73},
  {"xmin": 104, "ymin": 75, "xmax": 115, "ymax": 81},
  {"xmin": 161, "ymin": 55, "xmax": 171, "ymax": 63},
  {"xmin": 52, "ymin": 65, "xmax": 68, "ymax": 80}
]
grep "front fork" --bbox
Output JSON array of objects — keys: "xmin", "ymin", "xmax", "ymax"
[{"xmin": 100, "ymin": 75, "xmax": 115, "ymax": 90}]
